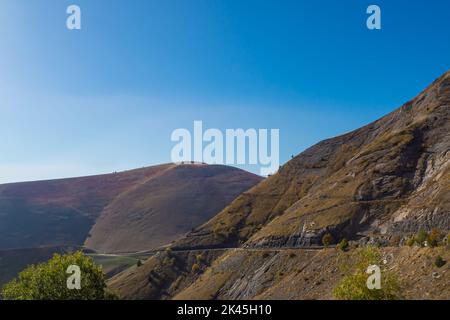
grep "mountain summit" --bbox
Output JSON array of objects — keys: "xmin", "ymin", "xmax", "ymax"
[
  {"xmin": 109, "ymin": 70, "xmax": 450, "ymax": 300},
  {"xmin": 0, "ymin": 164, "xmax": 261, "ymax": 252}
]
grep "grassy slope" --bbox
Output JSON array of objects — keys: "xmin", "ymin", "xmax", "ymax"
[
  {"xmin": 0, "ymin": 163, "xmax": 261, "ymax": 252},
  {"xmin": 0, "ymin": 165, "xmax": 172, "ymax": 250},
  {"xmin": 84, "ymin": 164, "xmax": 262, "ymax": 253},
  {"xmin": 110, "ymin": 70, "xmax": 450, "ymax": 300},
  {"xmin": 0, "ymin": 246, "xmax": 76, "ymax": 288}
]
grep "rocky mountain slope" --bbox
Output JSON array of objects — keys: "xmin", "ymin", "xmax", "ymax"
[
  {"xmin": 109, "ymin": 70, "xmax": 450, "ymax": 299},
  {"xmin": 174, "ymin": 69, "xmax": 450, "ymax": 250},
  {"xmin": 0, "ymin": 164, "xmax": 261, "ymax": 252}
]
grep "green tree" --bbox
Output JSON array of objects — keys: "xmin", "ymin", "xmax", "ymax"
[
  {"xmin": 406, "ymin": 237, "xmax": 415, "ymax": 247},
  {"xmin": 333, "ymin": 247, "xmax": 402, "ymax": 300},
  {"xmin": 338, "ymin": 238, "xmax": 349, "ymax": 251},
  {"xmin": 322, "ymin": 233, "xmax": 334, "ymax": 247},
  {"xmin": 191, "ymin": 263, "xmax": 201, "ymax": 273},
  {"xmin": 415, "ymin": 230, "xmax": 428, "ymax": 247},
  {"xmin": 1, "ymin": 251, "xmax": 118, "ymax": 300},
  {"xmin": 434, "ymin": 256, "xmax": 446, "ymax": 268},
  {"xmin": 427, "ymin": 229, "xmax": 442, "ymax": 247}
]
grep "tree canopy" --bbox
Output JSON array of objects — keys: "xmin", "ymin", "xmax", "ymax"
[{"xmin": 1, "ymin": 251, "xmax": 118, "ymax": 300}]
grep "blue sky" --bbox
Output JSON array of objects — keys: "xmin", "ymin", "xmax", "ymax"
[{"xmin": 0, "ymin": 0, "xmax": 449, "ymax": 183}]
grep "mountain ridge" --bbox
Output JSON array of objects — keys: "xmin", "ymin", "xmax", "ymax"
[
  {"xmin": 109, "ymin": 69, "xmax": 450, "ymax": 300},
  {"xmin": 0, "ymin": 163, "xmax": 262, "ymax": 252}
]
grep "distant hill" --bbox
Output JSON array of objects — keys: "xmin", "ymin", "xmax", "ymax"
[
  {"xmin": 0, "ymin": 164, "xmax": 261, "ymax": 252},
  {"xmin": 85, "ymin": 164, "xmax": 262, "ymax": 253},
  {"xmin": 0, "ymin": 246, "xmax": 76, "ymax": 288},
  {"xmin": 109, "ymin": 70, "xmax": 450, "ymax": 300},
  {"xmin": 0, "ymin": 164, "xmax": 173, "ymax": 250}
]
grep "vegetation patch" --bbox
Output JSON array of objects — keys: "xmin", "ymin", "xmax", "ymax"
[{"xmin": 333, "ymin": 247, "xmax": 402, "ymax": 300}]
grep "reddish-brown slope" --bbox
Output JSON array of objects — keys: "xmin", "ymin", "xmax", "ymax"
[
  {"xmin": 85, "ymin": 164, "xmax": 262, "ymax": 253},
  {"xmin": 0, "ymin": 165, "xmax": 172, "ymax": 250}
]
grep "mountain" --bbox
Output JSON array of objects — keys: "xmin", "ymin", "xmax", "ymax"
[
  {"xmin": 85, "ymin": 164, "xmax": 262, "ymax": 253},
  {"xmin": 0, "ymin": 165, "xmax": 170, "ymax": 250},
  {"xmin": 109, "ymin": 70, "xmax": 450, "ymax": 299},
  {"xmin": 0, "ymin": 246, "xmax": 77, "ymax": 288},
  {"xmin": 0, "ymin": 164, "xmax": 261, "ymax": 252}
]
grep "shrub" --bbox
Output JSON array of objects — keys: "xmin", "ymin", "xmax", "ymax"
[
  {"xmin": 289, "ymin": 252, "xmax": 296, "ymax": 259},
  {"xmin": 406, "ymin": 237, "xmax": 415, "ymax": 247},
  {"xmin": 1, "ymin": 251, "xmax": 117, "ymax": 300},
  {"xmin": 427, "ymin": 229, "xmax": 442, "ymax": 247},
  {"xmin": 338, "ymin": 239, "xmax": 349, "ymax": 251},
  {"xmin": 322, "ymin": 233, "xmax": 334, "ymax": 247},
  {"xmin": 415, "ymin": 230, "xmax": 428, "ymax": 247},
  {"xmin": 389, "ymin": 235, "xmax": 401, "ymax": 247},
  {"xmin": 434, "ymin": 256, "xmax": 446, "ymax": 268},
  {"xmin": 191, "ymin": 264, "xmax": 201, "ymax": 273},
  {"xmin": 196, "ymin": 254, "xmax": 205, "ymax": 264},
  {"xmin": 165, "ymin": 247, "xmax": 173, "ymax": 256},
  {"xmin": 333, "ymin": 247, "xmax": 401, "ymax": 300},
  {"xmin": 137, "ymin": 260, "xmax": 142, "ymax": 267}
]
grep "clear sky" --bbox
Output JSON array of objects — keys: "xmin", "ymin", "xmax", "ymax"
[{"xmin": 1, "ymin": 0, "xmax": 449, "ymax": 183}]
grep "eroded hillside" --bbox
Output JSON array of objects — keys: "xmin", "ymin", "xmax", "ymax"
[{"xmin": 109, "ymin": 70, "xmax": 450, "ymax": 300}]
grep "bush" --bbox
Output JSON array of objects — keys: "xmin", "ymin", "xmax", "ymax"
[
  {"xmin": 415, "ymin": 230, "xmax": 428, "ymax": 247},
  {"xmin": 165, "ymin": 247, "xmax": 173, "ymax": 256},
  {"xmin": 1, "ymin": 251, "xmax": 117, "ymax": 300},
  {"xmin": 434, "ymin": 256, "xmax": 446, "ymax": 268},
  {"xmin": 333, "ymin": 247, "xmax": 401, "ymax": 300},
  {"xmin": 322, "ymin": 233, "xmax": 334, "ymax": 247},
  {"xmin": 338, "ymin": 239, "xmax": 349, "ymax": 251},
  {"xmin": 137, "ymin": 260, "xmax": 142, "ymax": 267},
  {"xmin": 196, "ymin": 254, "xmax": 205, "ymax": 264},
  {"xmin": 389, "ymin": 235, "xmax": 401, "ymax": 247},
  {"xmin": 406, "ymin": 237, "xmax": 415, "ymax": 247},
  {"xmin": 427, "ymin": 229, "xmax": 442, "ymax": 247},
  {"xmin": 191, "ymin": 263, "xmax": 201, "ymax": 273}
]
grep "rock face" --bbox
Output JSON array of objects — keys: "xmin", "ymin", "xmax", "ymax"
[
  {"xmin": 109, "ymin": 70, "xmax": 450, "ymax": 300},
  {"xmin": 175, "ymin": 70, "xmax": 450, "ymax": 249}
]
